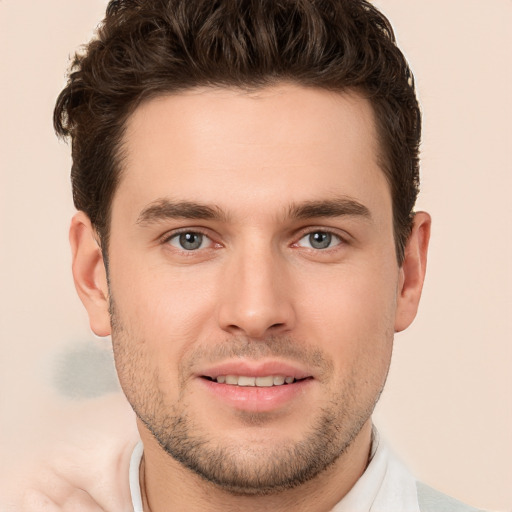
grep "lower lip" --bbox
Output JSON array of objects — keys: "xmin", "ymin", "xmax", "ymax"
[{"xmin": 199, "ymin": 378, "xmax": 313, "ymax": 412}]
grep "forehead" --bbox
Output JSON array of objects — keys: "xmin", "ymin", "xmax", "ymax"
[{"xmin": 115, "ymin": 84, "xmax": 390, "ymax": 223}]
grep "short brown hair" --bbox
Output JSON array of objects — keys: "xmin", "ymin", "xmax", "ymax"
[{"xmin": 54, "ymin": 0, "xmax": 421, "ymax": 263}]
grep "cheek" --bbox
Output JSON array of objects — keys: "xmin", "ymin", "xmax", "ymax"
[
  {"xmin": 108, "ymin": 256, "xmax": 223, "ymax": 391},
  {"xmin": 110, "ymin": 255, "xmax": 218, "ymax": 331},
  {"xmin": 298, "ymin": 262, "xmax": 397, "ymax": 371}
]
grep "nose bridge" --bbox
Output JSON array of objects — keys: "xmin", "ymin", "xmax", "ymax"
[{"xmin": 217, "ymin": 235, "xmax": 295, "ymax": 338}]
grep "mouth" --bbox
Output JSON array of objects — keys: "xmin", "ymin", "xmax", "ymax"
[
  {"xmin": 196, "ymin": 361, "xmax": 315, "ymax": 412},
  {"xmin": 202, "ymin": 375, "xmax": 311, "ymax": 387}
]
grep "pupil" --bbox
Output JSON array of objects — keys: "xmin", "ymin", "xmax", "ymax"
[
  {"xmin": 310, "ymin": 232, "xmax": 331, "ymax": 249},
  {"xmin": 179, "ymin": 232, "xmax": 202, "ymax": 250}
]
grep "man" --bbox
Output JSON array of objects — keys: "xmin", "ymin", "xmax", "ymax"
[{"xmin": 25, "ymin": 0, "xmax": 483, "ymax": 510}]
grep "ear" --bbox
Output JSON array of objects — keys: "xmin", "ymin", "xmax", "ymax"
[
  {"xmin": 394, "ymin": 211, "xmax": 431, "ymax": 332},
  {"xmin": 69, "ymin": 212, "xmax": 111, "ymax": 336}
]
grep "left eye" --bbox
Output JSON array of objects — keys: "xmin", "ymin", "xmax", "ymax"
[
  {"xmin": 167, "ymin": 232, "xmax": 211, "ymax": 251},
  {"xmin": 297, "ymin": 231, "xmax": 342, "ymax": 250}
]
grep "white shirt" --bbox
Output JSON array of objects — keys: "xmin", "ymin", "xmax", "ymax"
[
  {"xmin": 331, "ymin": 430, "xmax": 420, "ymax": 512},
  {"xmin": 129, "ymin": 429, "xmax": 421, "ymax": 512}
]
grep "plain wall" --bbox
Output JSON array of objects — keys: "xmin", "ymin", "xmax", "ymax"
[{"xmin": 0, "ymin": 1, "xmax": 511, "ymax": 510}]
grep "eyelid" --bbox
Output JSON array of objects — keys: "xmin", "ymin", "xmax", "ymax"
[
  {"xmin": 291, "ymin": 226, "xmax": 350, "ymax": 247},
  {"xmin": 157, "ymin": 225, "xmax": 350, "ymax": 250},
  {"xmin": 159, "ymin": 227, "xmax": 220, "ymax": 248}
]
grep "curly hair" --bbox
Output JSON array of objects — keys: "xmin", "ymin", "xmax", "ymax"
[{"xmin": 54, "ymin": 0, "xmax": 421, "ymax": 263}]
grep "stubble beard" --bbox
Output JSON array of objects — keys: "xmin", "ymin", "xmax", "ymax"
[
  {"xmin": 110, "ymin": 300, "xmax": 387, "ymax": 496},
  {"xmin": 138, "ymin": 389, "xmax": 372, "ymax": 496}
]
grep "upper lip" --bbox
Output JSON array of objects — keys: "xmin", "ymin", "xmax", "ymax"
[{"xmin": 197, "ymin": 359, "xmax": 313, "ymax": 380}]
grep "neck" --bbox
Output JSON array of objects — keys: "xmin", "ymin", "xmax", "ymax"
[{"xmin": 139, "ymin": 420, "xmax": 373, "ymax": 512}]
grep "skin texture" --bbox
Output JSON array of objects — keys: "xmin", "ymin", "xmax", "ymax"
[{"xmin": 70, "ymin": 84, "xmax": 430, "ymax": 512}]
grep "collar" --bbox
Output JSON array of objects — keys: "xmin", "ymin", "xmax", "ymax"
[
  {"xmin": 331, "ymin": 427, "xmax": 420, "ymax": 512},
  {"xmin": 129, "ymin": 440, "xmax": 144, "ymax": 512}
]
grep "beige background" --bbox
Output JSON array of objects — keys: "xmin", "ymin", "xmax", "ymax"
[{"xmin": 1, "ymin": 0, "xmax": 511, "ymax": 510}]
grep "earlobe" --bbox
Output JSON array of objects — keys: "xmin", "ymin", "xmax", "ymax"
[
  {"xmin": 69, "ymin": 212, "xmax": 111, "ymax": 337},
  {"xmin": 394, "ymin": 211, "xmax": 431, "ymax": 332}
]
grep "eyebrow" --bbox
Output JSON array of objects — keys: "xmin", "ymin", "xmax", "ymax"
[
  {"xmin": 137, "ymin": 199, "xmax": 227, "ymax": 225},
  {"xmin": 136, "ymin": 196, "xmax": 371, "ymax": 226},
  {"xmin": 288, "ymin": 198, "xmax": 372, "ymax": 221}
]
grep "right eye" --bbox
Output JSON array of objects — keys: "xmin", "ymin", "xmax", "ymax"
[{"xmin": 166, "ymin": 231, "xmax": 212, "ymax": 251}]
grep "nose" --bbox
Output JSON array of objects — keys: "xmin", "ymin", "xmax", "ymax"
[{"xmin": 216, "ymin": 244, "xmax": 296, "ymax": 339}]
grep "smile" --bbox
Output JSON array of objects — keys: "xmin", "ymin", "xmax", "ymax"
[
  {"xmin": 199, "ymin": 366, "xmax": 314, "ymax": 412},
  {"xmin": 205, "ymin": 375, "xmax": 300, "ymax": 387}
]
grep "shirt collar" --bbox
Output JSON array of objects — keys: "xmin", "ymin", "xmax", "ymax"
[{"xmin": 331, "ymin": 427, "xmax": 420, "ymax": 512}]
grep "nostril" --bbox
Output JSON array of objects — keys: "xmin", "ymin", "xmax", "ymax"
[{"xmin": 218, "ymin": 301, "xmax": 295, "ymax": 338}]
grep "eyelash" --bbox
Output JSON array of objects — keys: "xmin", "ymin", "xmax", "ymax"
[
  {"xmin": 160, "ymin": 227, "xmax": 348, "ymax": 253},
  {"xmin": 293, "ymin": 228, "xmax": 347, "ymax": 251},
  {"xmin": 161, "ymin": 228, "xmax": 218, "ymax": 251}
]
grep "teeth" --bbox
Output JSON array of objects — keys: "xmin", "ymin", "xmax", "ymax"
[
  {"xmin": 255, "ymin": 376, "xmax": 274, "ymax": 387},
  {"xmin": 238, "ymin": 376, "xmax": 255, "ymax": 387},
  {"xmin": 214, "ymin": 375, "xmax": 297, "ymax": 387},
  {"xmin": 225, "ymin": 375, "xmax": 238, "ymax": 385}
]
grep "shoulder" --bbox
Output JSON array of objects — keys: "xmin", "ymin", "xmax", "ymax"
[
  {"xmin": 0, "ymin": 396, "xmax": 139, "ymax": 511},
  {"xmin": 417, "ymin": 481, "xmax": 487, "ymax": 512},
  {"xmin": 4, "ymin": 435, "xmax": 138, "ymax": 512}
]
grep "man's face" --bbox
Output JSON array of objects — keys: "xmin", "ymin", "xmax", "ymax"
[{"xmin": 103, "ymin": 85, "xmax": 404, "ymax": 492}]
